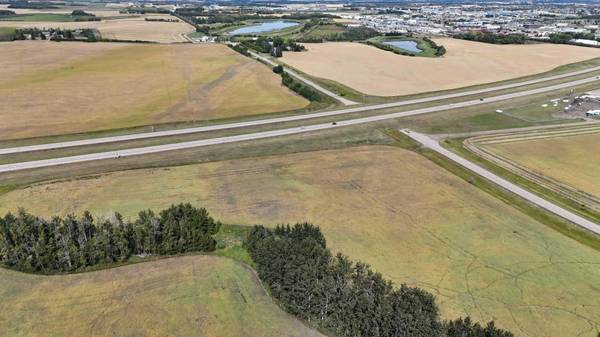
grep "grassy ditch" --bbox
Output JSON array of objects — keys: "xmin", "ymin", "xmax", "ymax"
[{"xmin": 384, "ymin": 129, "xmax": 600, "ymax": 252}]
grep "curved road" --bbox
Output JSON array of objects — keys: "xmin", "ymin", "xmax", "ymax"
[
  {"xmin": 2, "ymin": 68, "xmax": 600, "ymax": 156},
  {"xmin": 1, "ymin": 75, "xmax": 599, "ymax": 173},
  {"xmin": 400, "ymin": 129, "xmax": 600, "ymax": 235}
]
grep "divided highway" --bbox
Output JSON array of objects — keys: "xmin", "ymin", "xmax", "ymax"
[
  {"xmin": 2, "ymin": 66, "xmax": 600, "ymax": 156},
  {"xmin": 401, "ymin": 129, "xmax": 600, "ymax": 235},
  {"xmin": 1, "ymin": 74, "xmax": 600, "ymax": 172}
]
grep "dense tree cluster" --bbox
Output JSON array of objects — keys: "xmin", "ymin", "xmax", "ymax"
[
  {"xmin": 7, "ymin": 1, "xmax": 57, "ymax": 9},
  {"xmin": 453, "ymin": 31, "xmax": 527, "ymax": 44},
  {"xmin": 246, "ymin": 224, "xmax": 515, "ymax": 337},
  {"xmin": 229, "ymin": 43, "xmax": 251, "ymax": 56},
  {"xmin": 272, "ymin": 64, "xmax": 284, "ymax": 74},
  {"xmin": 120, "ymin": 7, "xmax": 170, "ymax": 14},
  {"xmin": 423, "ymin": 37, "xmax": 447, "ymax": 56},
  {"xmin": 548, "ymin": 32, "xmax": 600, "ymax": 44},
  {"xmin": 241, "ymin": 36, "xmax": 305, "ymax": 57},
  {"xmin": 0, "ymin": 9, "xmax": 16, "ymax": 16},
  {"xmin": 0, "ymin": 203, "xmax": 220, "ymax": 273},
  {"xmin": 145, "ymin": 17, "xmax": 179, "ymax": 22},
  {"xmin": 71, "ymin": 9, "xmax": 95, "ymax": 17},
  {"xmin": 281, "ymin": 72, "xmax": 326, "ymax": 102},
  {"xmin": 11, "ymin": 28, "xmax": 100, "ymax": 42}
]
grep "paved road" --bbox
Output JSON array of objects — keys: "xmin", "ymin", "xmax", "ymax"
[
  {"xmin": 2, "ymin": 75, "xmax": 600, "ymax": 173},
  {"xmin": 2, "ymin": 70, "xmax": 600, "ymax": 156},
  {"xmin": 247, "ymin": 50, "xmax": 359, "ymax": 106},
  {"xmin": 400, "ymin": 129, "xmax": 600, "ymax": 235}
]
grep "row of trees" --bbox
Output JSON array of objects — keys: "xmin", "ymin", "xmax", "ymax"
[
  {"xmin": 246, "ymin": 223, "xmax": 515, "ymax": 337},
  {"xmin": 423, "ymin": 36, "xmax": 447, "ymax": 56},
  {"xmin": 281, "ymin": 72, "xmax": 326, "ymax": 102},
  {"xmin": 7, "ymin": 1, "xmax": 57, "ymax": 9},
  {"xmin": 11, "ymin": 28, "xmax": 100, "ymax": 42},
  {"xmin": 548, "ymin": 32, "xmax": 600, "ymax": 44},
  {"xmin": 0, "ymin": 203, "xmax": 220, "ymax": 273},
  {"xmin": 454, "ymin": 31, "xmax": 527, "ymax": 44}
]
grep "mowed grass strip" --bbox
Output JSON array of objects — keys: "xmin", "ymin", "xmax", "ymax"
[
  {"xmin": 482, "ymin": 131, "xmax": 600, "ymax": 198},
  {"xmin": 1, "ymin": 146, "xmax": 599, "ymax": 337},
  {"xmin": 0, "ymin": 255, "xmax": 324, "ymax": 337},
  {"xmin": 0, "ymin": 41, "xmax": 308, "ymax": 140}
]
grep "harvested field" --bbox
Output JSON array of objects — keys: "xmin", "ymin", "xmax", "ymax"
[
  {"xmin": 0, "ymin": 41, "xmax": 308, "ymax": 140},
  {"xmin": 2, "ymin": 146, "xmax": 599, "ymax": 337},
  {"xmin": 280, "ymin": 39, "xmax": 600, "ymax": 96},
  {"xmin": 0, "ymin": 4, "xmax": 125, "ymax": 17},
  {"xmin": 0, "ymin": 255, "xmax": 323, "ymax": 337},
  {"xmin": 477, "ymin": 127, "xmax": 600, "ymax": 200},
  {"xmin": 0, "ymin": 14, "xmax": 194, "ymax": 42}
]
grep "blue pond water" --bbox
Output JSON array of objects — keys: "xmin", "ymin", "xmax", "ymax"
[
  {"xmin": 228, "ymin": 21, "xmax": 299, "ymax": 35},
  {"xmin": 383, "ymin": 40, "xmax": 423, "ymax": 53}
]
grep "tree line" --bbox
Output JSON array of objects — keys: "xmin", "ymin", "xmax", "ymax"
[
  {"xmin": 453, "ymin": 31, "xmax": 527, "ymax": 44},
  {"xmin": 246, "ymin": 223, "xmax": 515, "ymax": 337},
  {"xmin": 548, "ymin": 32, "xmax": 600, "ymax": 44},
  {"xmin": 280, "ymin": 72, "xmax": 327, "ymax": 102},
  {"xmin": 0, "ymin": 203, "xmax": 220, "ymax": 273},
  {"xmin": 241, "ymin": 36, "xmax": 305, "ymax": 57}
]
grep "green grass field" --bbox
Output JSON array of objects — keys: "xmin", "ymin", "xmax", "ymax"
[
  {"xmin": 298, "ymin": 24, "xmax": 345, "ymax": 39},
  {"xmin": 0, "ymin": 255, "xmax": 323, "ymax": 337},
  {"xmin": 2, "ymin": 146, "xmax": 599, "ymax": 337},
  {"xmin": 0, "ymin": 26, "xmax": 15, "ymax": 40}
]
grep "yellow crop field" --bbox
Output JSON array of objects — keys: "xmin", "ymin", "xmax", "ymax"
[
  {"xmin": 482, "ymin": 131, "xmax": 600, "ymax": 198},
  {"xmin": 0, "ymin": 42, "xmax": 308, "ymax": 140},
  {"xmin": 0, "ymin": 255, "xmax": 323, "ymax": 337},
  {"xmin": 280, "ymin": 39, "xmax": 600, "ymax": 96},
  {"xmin": 0, "ymin": 14, "xmax": 194, "ymax": 43},
  {"xmin": 1, "ymin": 146, "xmax": 599, "ymax": 337}
]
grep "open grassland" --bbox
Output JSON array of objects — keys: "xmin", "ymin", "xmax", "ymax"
[
  {"xmin": 280, "ymin": 38, "xmax": 600, "ymax": 96},
  {"xmin": 0, "ymin": 255, "xmax": 323, "ymax": 337},
  {"xmin": 480, "ymin": 129, "xmax": 600, "ymax": 199},
  {"xmin": 0, "ymin": 14, "xmax": 194, "ymax": 42},
  {"xmin": 1, "ymin": 146, "xmax": 599, "ymax": 337},
  {"xmin": 0, "ymin": 41, "xmax": 308, "ymax": 140}
]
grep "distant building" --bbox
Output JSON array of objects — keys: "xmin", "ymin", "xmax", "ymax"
[{"xmin": 586, "ymin": 110, "xmax": 600, "ymax": 118}]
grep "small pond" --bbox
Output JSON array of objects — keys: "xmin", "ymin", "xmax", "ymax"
[
  {"xmin": 228, "ymin": 21, "xmax": 299, "ymax": 35},
  {"xmin": 383, "ymin": 40, "xmax": 423, "ymax": 53}
]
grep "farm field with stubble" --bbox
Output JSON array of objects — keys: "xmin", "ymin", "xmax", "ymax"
[
  {"xmin": 481, "ymin": 130, "xmax": 600, "ymax": 198},
  {"xmin": 0, "ymin": 41, "xmax": 308, "ymax": 140},
  {"xmin": 2, "ymin": 146, "xmax": 599, "ymax": 337},
  {"xmin": 0, "ymin": 14, "xmax": 194, "ymax": 42},
  {"xmin": 280, "ymin": 38, "xmax": 600, "ymax": 96},
  {"xmin": 0, "ymin": 255, "xmax": 324, "ymax": 337}
]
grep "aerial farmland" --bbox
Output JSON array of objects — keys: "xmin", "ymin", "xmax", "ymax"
[{"xmin": 1, "ymin": 1, "xmax": 600, "ymax": 337}]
